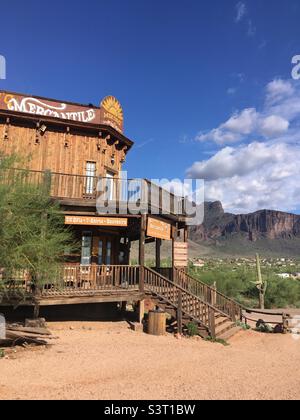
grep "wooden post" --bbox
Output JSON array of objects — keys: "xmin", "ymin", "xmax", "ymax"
[
  {"xmin": 184, "ymin": 226, "xmax": 188, "ymax": 243},
  {"xmin": 121, "ymin": 301, "xmax": 127, "ymax": 318},
  {"xmin": 33, "ymin": 303, "xmax": 40, "ymax": 320},
  {"xmin": 139, "ymin": 215, "xmax": 146, "ymax": 293},
  {"xmin": 155, "ymin": 239, "xmax": 161, "ymax": 270},
  {"xmin": 172, "ymin": 223, "xmax": 178, "ymax": 270},
  {"xmin": 139, "ymin": 215, "xmax": 146, "ymax": 267},
  {"xmin": 208, "ymin": 307, "xmax": 216, "ymax": 339},
  {"xmin": 138, "ymin": 300, "xmax": 145, "ymax": 324},
  {"xmin": 212, "ymin": 282, "xmax": 217, "ymax": 307},
  {"xmin": 177, "ymin": 290, "xmax": 183, "ymax": 335}
]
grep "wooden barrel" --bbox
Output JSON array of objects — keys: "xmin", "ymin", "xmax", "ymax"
[{"xmin": 148, "ymin": 310, "xmax": 166, "ymax": 336}]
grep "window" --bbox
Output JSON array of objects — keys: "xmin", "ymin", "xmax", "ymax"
[
  {"xmin": 81, "ymin": 232, "xmax": 92, "ymax": 265},
  {"xmin": 98, "ymin": 240, "xmax": 103, "ymax": 265},
  {"xmin": 106, "ymin": 240, "xmax": 112, "ymax": 266},
  {"xmin": 106, "ymin": 171, "xmax": 115, "ymax": 201},
  {"xmin": 86, "ymin": 162, "xmax": 96, "ymax": 195}
]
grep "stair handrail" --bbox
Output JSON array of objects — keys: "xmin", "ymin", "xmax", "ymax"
[
  {"xmin": 144, "ymin": 267, "xmax": 231, "ymax": 328},
  {"xmin": 173, "ymin": 268, "xmax": 244, "ymax": 321}
]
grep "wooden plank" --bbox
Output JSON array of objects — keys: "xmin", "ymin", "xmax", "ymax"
[
  {"xmin": 173, "ymin": 242, "xmax": 188, "ymax": 249},
  {"xmin": 65, "ymin": 216, "xmax": 128, "ymax": 227},
  {"xmin": 37, "ymin": 292, "xmax": 145, "ymax": 306},
  {"xmin": 173, "ymin": 242, "xmax": 188, "ymax": 268},
  {"xmin": 147, "ymin": 217, "xmax": 171, "ymax": 241}
]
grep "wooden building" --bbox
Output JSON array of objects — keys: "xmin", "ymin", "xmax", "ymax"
[{"xmin": 0, "ymin": 90, "xmax": 242, "ymax": 339}]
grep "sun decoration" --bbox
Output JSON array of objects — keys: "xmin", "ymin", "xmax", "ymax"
[{"xmin": 101, "ymin": 96, "xmax": 123, "ymax": 122}]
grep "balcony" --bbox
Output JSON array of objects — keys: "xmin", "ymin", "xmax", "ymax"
[{"xmin": 5, "ymin": 169, "xmax": 189, "ymax": 218}]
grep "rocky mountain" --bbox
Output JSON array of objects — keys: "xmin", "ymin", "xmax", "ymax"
[{"xmin": 189, "ymin": 202, "xmax": 300, "ymax": 243}]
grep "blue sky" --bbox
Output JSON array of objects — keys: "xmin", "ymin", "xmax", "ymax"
[{"xmin": 1, "ymin": 0, "xmax": 300, "ymax": 214}]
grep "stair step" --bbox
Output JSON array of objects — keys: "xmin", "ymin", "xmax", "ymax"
[
  {"xmin": 217, "ymin": 326, "xmax": 242, "ymax": 341},
  {"xmin": 215, "ymin": 317, "xmax": 232, "ymax": 328},
  {"xmin": 216, "ymin": 322, "xmax": 236, "ymax": 336}
]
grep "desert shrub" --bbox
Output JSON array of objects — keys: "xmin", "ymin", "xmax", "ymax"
[
  {"xmin": 189, "ymin": 263, "xmax": 300, "ymax": 309},
  {"xmin": 235, "ymin": 321, "xmax": 251, "ymax": 330},
  {"xmin": 186, "ymin": 322, "xmax": 199, "ymax": 337},
  {"xmin": 205, "ymin": 337, "xmax": 229, "ymax": 346}
]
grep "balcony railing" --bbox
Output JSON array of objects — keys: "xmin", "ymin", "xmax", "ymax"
[{"xmin": 3, "ymin": 169, "xmax": 189, "ymax": 216}]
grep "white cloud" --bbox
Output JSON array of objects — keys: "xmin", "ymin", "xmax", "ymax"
[
  {"xmin": 187, "ymin": 142, "xmax": 289, "ymax": 181},
  {"xmin": 266, "ymin": 79, "xmax": 294, "ymax": 103},
  {"xmin": 259, "ymin": 115, "xmax": 289, "ymax": 137},
  {"xmin": 196, "ymin": 79, "xmax": 298, "ymax": 145},
  {"xmin": 222, "ymin": 108, "xmax": 258, "ymax": 134},
  {"xmin": 196, "ymin": 108, "xmax": 258, "ymax": 145},
  {"xmin": 187, "ymin": 141, "xmax": 300, "ymax": 214},
  {"xmin": 235, "ymin": 2, "xmax": 247, "ymax": 22},
  {"xmin": 196, "ymin": 129, "xmax": 241, "ymax": 145},
  {"xmin": 189, "ymin": 78, "xmax": 300, "ymax": 213}
]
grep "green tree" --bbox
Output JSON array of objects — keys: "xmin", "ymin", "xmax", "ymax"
[{"xmin": 0, "ymin": 155, "xmax": 77, "ymax": 301}]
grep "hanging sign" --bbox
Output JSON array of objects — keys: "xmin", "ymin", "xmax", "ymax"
[
  {"xmin": 173, "ymin": 242, "xmax": 189, "ymax": 268},
  {"xmin": 65, "ymin": 216, "xmax": 128, "ymax": 227},
  {"xmin": 147, "ymin": 217, "xmax": 171, "ymax": 241}
]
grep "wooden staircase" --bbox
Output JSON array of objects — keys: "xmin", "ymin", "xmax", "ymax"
[{"xmin": 144, "ymin": 267, "xmax": 243, "ymax": 340}]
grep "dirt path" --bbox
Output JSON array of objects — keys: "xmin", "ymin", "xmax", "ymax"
[{"xmin": 0, "ymin": 321, "xmax": 299, "ymax": 400}]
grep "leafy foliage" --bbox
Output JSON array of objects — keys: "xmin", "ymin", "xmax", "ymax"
[
  {"xmin": 186, "ymin": 322, "xmax": 199, "ymax": 337},
  {"xmin": 0, "ymin": 155, "xmax": 77, "ymax": 300},
  {"xmin": 188, "ymin": 262, "xmax": 300, "ymax": 309}
]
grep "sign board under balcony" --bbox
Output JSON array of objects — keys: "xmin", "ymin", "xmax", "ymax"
[
  {"xmin": 65, "ymin": 216, "xmax": 128, "ymax": 227},
  {"xmin": 173, "ymin": 242, "xmax": 188, "ymax": 268},
  {"xmin": 147, "ymin": 217, "xmax": 171, "ymax": 241}
]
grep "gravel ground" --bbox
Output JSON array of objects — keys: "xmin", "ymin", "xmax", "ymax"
[{"xmin": 0, "ymin": 321, "xmax": 299, "ymax": 400}]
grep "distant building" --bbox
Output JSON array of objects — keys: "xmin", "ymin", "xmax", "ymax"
[{"xmin": 277, "ymin": 273, "xmax": 291, "ymax": 279}]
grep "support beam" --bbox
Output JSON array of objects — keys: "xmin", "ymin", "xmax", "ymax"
[
  {"xmin": 121, "ymin": 301, "xmax": 127, "ymax": 314},
  {"xmin": 184, "ymin": 226, "xmax": 188, "ymax": 243},
  {"xmin": 172, "ymin": 223, "xmax": 179, "ymax": 269},
  {"xmin": 139, "ymin": 215, "xmax": 146, "ymax": 267},
  {"xmin": 177, "ymin": 290, "xmax": 183, "ymax": 335},
  {"xmin": 155, "ymin": 239, "xmax": 162, "ymax": 270},
  {"xmin": 33, "ymin": 304, "xmax": 40, "ymax": 320},
  {"xmin": 138, "ymin": 300, "xmax": 145, "ymax": 324},
  {"xmin": 139, "ymin": 215, "xmax": 146, "ymax": 293}
]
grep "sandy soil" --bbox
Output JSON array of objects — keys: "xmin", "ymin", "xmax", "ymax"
[{"xmin": 0, "ymin": 321, "xmax": 299, "ymax": 400}]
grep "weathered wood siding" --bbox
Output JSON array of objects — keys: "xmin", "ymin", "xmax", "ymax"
[{"xmin": 0, "ymin": 121, "xmax": 127, "ymax": 177}]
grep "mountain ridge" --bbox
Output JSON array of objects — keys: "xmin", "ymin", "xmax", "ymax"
[{"xmin": 189, "ymin": 201, "xmax": 300, "ymax": 245}]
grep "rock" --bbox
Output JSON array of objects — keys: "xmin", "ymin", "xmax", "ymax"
[
  {"xmin": 25, "ymin": 318, "xmax": 46, "ymax": 329},
  {"xmin": 189, "ymin": 202, "xmax": 300, "ymax": 243}
]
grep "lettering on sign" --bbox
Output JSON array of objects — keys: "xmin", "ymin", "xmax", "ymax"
[
  {"xmin": 100, "ymin": 96, "xmax": 124, "ymax": 134},
  {"xmin": 0, "ymin": 93, "xmax": 98, "ymax": 123},
  {"xmin": 173, "ymin": 242, "xmax": 188, "ymax": 268},
  {"xmin": 0, "ymin": 91, "xmax": 125, "ymax": 134},
  {"xmin": 65, "ymin": 216, "xmax": 128, "ymax": 227},
  {"xmin": 147, "ymin": 217, "xmax": 171, "ymax": 241}
]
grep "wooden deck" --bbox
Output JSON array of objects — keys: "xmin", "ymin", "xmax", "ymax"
[
  {"xmin": 1, "ymin": 265, "xmax": 244, "ymax": 339},
  {"xmin": 1, "ymin": 265, "xmax": 143, "ymax": 306},
  {"xmin": 5, "ymin": 169, "xmax": 187, "ymax": 217}
]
